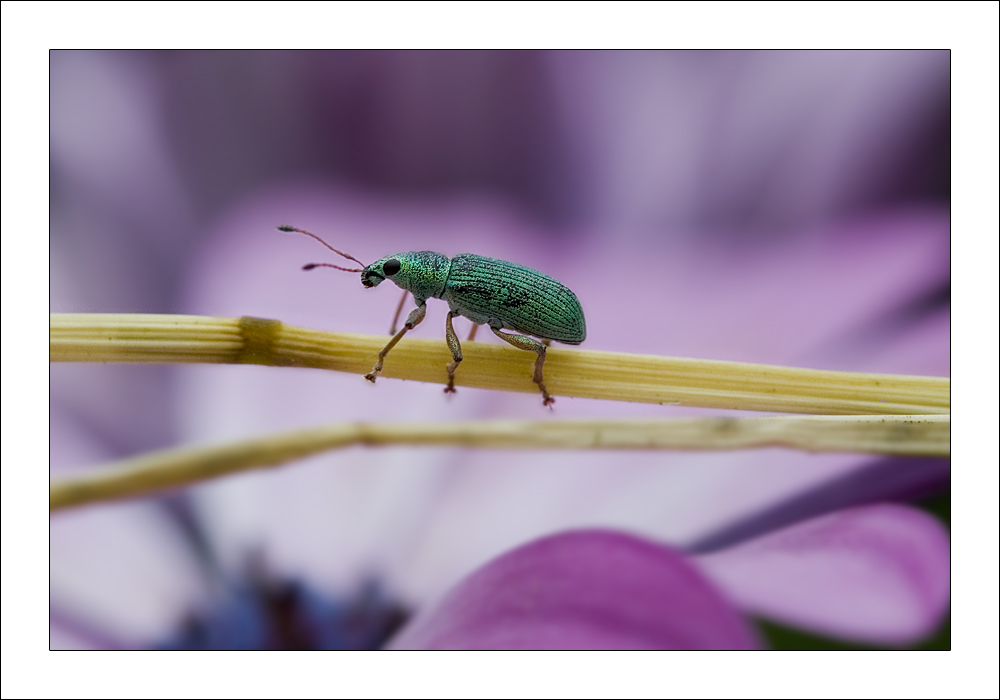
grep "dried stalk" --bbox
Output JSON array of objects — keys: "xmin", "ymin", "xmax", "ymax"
[
  {"xmin": 50, "ymin": 313, "xmax": 950, "ymax": 415},
  {"xmin": 50, "ymin": 414, "xmax": 949, "ymax": 511}
]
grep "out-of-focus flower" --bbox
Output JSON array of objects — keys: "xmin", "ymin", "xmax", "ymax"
[{"xmin": 50, "ymin": 50, "xmax": 949, "ymax": 649}]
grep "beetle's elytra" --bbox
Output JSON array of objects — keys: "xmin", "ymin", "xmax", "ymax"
[{"xmin": 280, "ymin": 226, "xmax": 586, "ymax": 406}]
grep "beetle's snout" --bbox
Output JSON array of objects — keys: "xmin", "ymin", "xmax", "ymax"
[{"xmin": 361, "ymin": 269, "xmax": 384, "ymax": 288}]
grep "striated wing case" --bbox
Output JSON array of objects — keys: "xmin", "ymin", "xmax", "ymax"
[{"xmin": 443, "ymin": 254, "xmax": 586, "ymax": 344}]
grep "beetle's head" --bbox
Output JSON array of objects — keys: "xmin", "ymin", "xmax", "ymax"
[
  {"xmin": 362, "ymin": 251, "xmax": 451, "ymax": 300},
  {"xmin": 361, "ymin": 256, "xmax": 401, "ymax": 289}
]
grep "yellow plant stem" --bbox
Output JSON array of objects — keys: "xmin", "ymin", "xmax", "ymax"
[
  {"xmin": 50, "ymin": 414, "xmax": 949, "ymax": 512},
  {"xmin": 50, "ymin": 313, "xmax": 950, "ymax": 415}
]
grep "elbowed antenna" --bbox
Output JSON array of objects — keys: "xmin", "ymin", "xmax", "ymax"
[{"xmin": 278, "ymin": 225, "xmax": 366, "ymax": 273}]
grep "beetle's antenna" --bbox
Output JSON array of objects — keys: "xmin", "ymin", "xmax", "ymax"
[
  {"xmin": 278, "ymin": 225, "xmax": 366, "ymax": 272},
  {"xmin": 302, "ymin": 262, "xmax": 365, "ymax": 272}
]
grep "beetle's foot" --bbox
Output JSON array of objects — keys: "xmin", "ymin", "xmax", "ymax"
[
  {"xmin": 539, "ymin": 384, "xmax": 555, "ymax": 407},
  {"xmin": 365, "ymin": 359, "xmax": 385, "ymax": 383},
  {"xmin": 444, "ymin": 385, "xmax": 457, "ymax": 395}
]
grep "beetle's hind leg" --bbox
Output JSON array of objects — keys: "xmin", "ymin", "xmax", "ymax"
[
  {"xmin": 490, "ymin": 327, "xmax": 555, "ymax": 407},
  {"xmin": 444, "ymin": 311, "xmax": 463, "ymax": 394}
]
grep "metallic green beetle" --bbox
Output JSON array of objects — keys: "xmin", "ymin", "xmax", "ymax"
[{"xmin": 280, "ymin": 226, "xmax": 586, "ymax": 406}]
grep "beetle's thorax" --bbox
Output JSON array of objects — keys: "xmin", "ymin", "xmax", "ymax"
[{"xmin": 362, "ymin": 251, "xmax": 451, "ymax": 301}]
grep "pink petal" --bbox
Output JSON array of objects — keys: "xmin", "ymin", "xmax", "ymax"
[
  {"xmin": 389, "ymin": 530, "xmax": 759, "ymax": 650},
  {"xmin": 697, "ymin": 504, "xmax": 950, "ymax": 644}
]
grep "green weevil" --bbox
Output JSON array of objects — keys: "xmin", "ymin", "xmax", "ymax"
[{"xmin": 279, "ymin": 226, "xmax": 586, "ymax": 406}]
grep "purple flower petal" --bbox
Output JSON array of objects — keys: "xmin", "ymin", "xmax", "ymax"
[
  {"xmin": 688, "ymin": 457, "xmax": 950, "ymax": 553},
  {"xmin": 697, "ymin": 504, "xmax": 950, "ymax": 644},
  {"xmin": 388, "ymin": 530, "xmax": 759, "ymax": 650}
]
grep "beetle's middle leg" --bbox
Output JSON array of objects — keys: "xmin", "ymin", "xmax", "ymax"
[
  {"xmin": 444, "ymin": 311, "xmax": 463, "ymax": 394},
  {"xmin": 490, "ymin": 327, "xmax": 554, "ymax": 407},
  {"xmin": 366, "ymin": 302, "xmax": 426, "ymax": 383}
]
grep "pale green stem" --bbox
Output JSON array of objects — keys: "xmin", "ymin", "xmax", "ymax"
[
  {"xmin": 50, "ymin": 414, "xmax": 950, "ymax": 511},
  {"xmin": 50, "ymin": 313, "xmax": 950, "ymax": 415}
]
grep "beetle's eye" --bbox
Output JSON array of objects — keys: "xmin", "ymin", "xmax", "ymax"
[{"xmin": 383, "ymin": 259, "xmax": 401, "ymax": 276}]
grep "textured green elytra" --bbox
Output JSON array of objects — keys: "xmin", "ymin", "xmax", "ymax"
[{"xmin": 283, "ymin": 225, "xmax": 585, "ymax": 406}]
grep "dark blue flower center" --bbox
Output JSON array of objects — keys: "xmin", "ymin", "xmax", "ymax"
[{"xmin": 157, "ymin": 579, "xmax": 410, "ymax": 650}]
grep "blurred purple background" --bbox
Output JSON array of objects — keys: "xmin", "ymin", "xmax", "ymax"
[{"xmin": 50, "ymin": 50, "xmax": 950, "ymax": 649}]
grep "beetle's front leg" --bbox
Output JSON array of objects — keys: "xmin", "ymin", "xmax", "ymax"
[
  {"xmin": 490, "ymin": 327, "xmax": 554, "ymax": 407},
  {"xmin": 444, "ymin": 311, "xmax": 463, "ymax": 394},
  {"xmin": 366, "ymin": 301, "xmax": 426, "ymax": 382}
]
